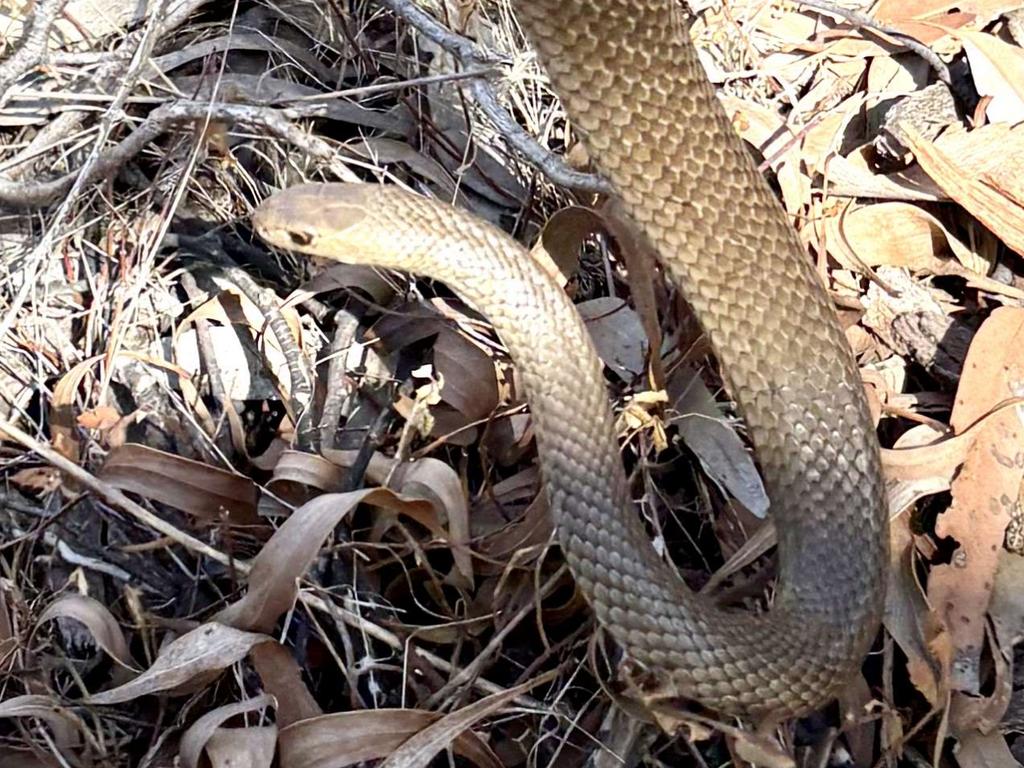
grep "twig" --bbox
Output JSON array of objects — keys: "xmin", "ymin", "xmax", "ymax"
[
  {"xmin": 0, "ymin": 100, "xmax": 360, "ymax": 207},
  {"xmin": 2, "ymin": 0, "xmax": 210, "ymax": 180},
  {"xmin": 0, "ymin": 0, "xmax": 69, "ymax": 105},
  {"xmin": 796, "ymin": 0, "xmax": 952, "ymax": 87},
  {"xmin": 0, "ymin": 0, "xmax": 168, "ymax": 364},
  {"xmin": 0, "ymin": 417, "xmax": 239, "ymax": 569},
  {"xmin": 376, "ymin": 0, "xmax": 612, "ymax": 195}
]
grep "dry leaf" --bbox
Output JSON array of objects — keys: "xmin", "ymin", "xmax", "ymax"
[
  {"xmin": 37, "ymin": 593, "xmax": 136, "ymax": 670},
  {"xmin": 215, "ymin": 489, "xmax": 434, "ymax": 633},
  {"xmin": 179, "ymin": 695, "xmax": 275, "ymax": 768},
  {"xmin": 578, "ymin": 298, "xmax": 648, "ymax": 380},
  {"xmin": 278, "ymin": 709, "xmax": 498, "ymax": 768},
  {"xmin": 89, "ymin": 623, "xmax": 272, "ymax": 705},
  {"xmin": 250, "ymin": 643, "xmax": 322, "ymax": 729},
  {"xmin": 529, "ymin": 206, "xmax": 604, "ymax": 285},
  {"xmin": 952, "ymin": 728, "xmax": 1019, "ymax": 767},
  {"xmin": 928, "ymin": 307, "xmax": 1024, "ymax": 694},
  {"xmin": 10, "ymin": 467, "xmax": 61, "ymax": 494},
  {"xmin": 380, "ymin": 672, "xmax": 554, "ymax": 768},
  {"xmin": 99, "ymin": 443, "xmax": 260, "ymax": 525},
  {"xmin": 431, "ymin": 330, "xmax": 499, "ymax": 421},
  {"xmin": 957, "ymin": 30, "xmax": 1024, "ymax": 123},
  {"xmin": 204, "ymin": 726, "xmax": 277, "ymax": 768},
  {"xmin": 905, "ymin": 123, "xmax": 1024, "ymax": 256},
  {"xmin": 0, "ymin": 695, "xmax": 83, "ymax": 750},
  {"xmin": 885, "ymin": 513, "xmax": 950, "ymax": 706}
]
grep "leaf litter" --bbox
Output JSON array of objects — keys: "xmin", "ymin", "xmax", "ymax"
[{"xmin": 5, "ymin": 0, "xmax": 1024, "ymax": 766}]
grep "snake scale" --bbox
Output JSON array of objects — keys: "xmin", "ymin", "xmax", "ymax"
[{"xmin": 254, "ymin": 0, "xmax": 888, "ymax": 717}]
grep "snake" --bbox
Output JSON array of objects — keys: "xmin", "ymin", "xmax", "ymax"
[{"xmin": 253, "ymin": 0, "xmax": 888, "ymax": 718}]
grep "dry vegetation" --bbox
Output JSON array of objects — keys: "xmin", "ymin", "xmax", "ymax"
[{"xmin": 3, "ymin": 0, "xmax": 1024, "ymax": 766}]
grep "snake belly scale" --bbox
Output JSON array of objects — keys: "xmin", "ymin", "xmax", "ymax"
[{"xmin": 254, "ymin": 0, "xmax": 888, "ymax": 717}]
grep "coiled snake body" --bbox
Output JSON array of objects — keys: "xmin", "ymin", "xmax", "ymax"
[{"xmin": 254, "ymin": 0, "xmax": 888, "ymax": 717}]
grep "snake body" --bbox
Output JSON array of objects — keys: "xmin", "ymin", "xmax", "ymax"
[{"xmin": 254, "ymin": 0, "xmax": 888, "ymax": 717}]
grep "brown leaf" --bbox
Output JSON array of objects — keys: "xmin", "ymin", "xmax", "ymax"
[
  {"xmin": 905, "ymin": 123, "xmax": 1024, "ymax": 256},
  {"xmin": 951, "ymin": 729, "xmax": 1018, "ymax": 767},
  {"xmin": 37, "ymin": 593, "xmax": 136, "ymax": 670},
  {"xmin": 99, "ymin": 443, "xmax": 260, "ymax": 525},
  {"xmin": 577, "ymin": 298, "xmax": 647, "ymax": 381},
  {"xmin": 215, "ymin": 489, "xmax": 434, "ymax": 633},
  {"xmin": 9, "ymin": 467, "xmax": 61, "ymax": 494},
  {"xmin": 431, "ymin": 330, "xmax": 499, "ymax": 421},
  {"xmin": 873, "ymin": 0, "xmax": 1016, "ymax": 43},
  {"xmin": 204, "ymin": 726, "xmax": 277, "ymax": 768},
  {"xmin": 380, "ymin": 672, "xmax": 554, "ymax": 768},
  {"xmin": 250, "ymin": 643, "xmax": 322, "ymax": 729},
  {"xmin": 928, "ymin": 307, "xmax": 1024, "ymax": 693},
  {"xmin": 884, "ymin": 513, "xmax": 950, "ymax": 706},
  {"xmin": 0, "ymin": 695, "xmax": 83, "ymax": 750},
  {"xmin": 958, "ymin": 30, "xmax": 1024, "ymax": 123},
  {"xmin": 278, "ymin": 709, "xmax": 499, "ymax": 768},
  {"xmin": 89, "ymin": 623, "xmax": 272, "ymax": 705},
  {"xmin": 179, "ymin": 695, "xmax": 275, "ymax": 768},
  {"xmin": 528, "ymin": 206, "xmax": 605, "ymax": 286}
]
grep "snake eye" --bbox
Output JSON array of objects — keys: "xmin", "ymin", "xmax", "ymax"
[{"xmin": 288, "ymin": 229, "xmax": 314, "ymax": 246}]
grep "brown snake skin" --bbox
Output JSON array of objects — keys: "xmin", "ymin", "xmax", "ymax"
[{"xmin": 253, "ymin": 0, "xmax": 888, "ymax": 717}]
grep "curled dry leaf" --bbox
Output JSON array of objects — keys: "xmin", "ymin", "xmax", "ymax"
[
  {"xmin": 672, "ymin": 371, "xmax": 769, "ymax": 518},
  {"xmin": 431, "ymin": 329, "xmax": 499, "ymax": 422},
  {"xmin": 324, "ymin": 449, "xmax": 473, "ymax": 584},
  {"xmin": 99, "ymin": 443, "xmax": 259, "ymax": 525},
  {"xmin": 36, "ymin": 593, "xmax": 136, "ymax": 670},
  {"xmin": 89, "ymin": 623, "xmax": 272, "ymax": 705},
  {"xmin": 873, "ymin": 0, "xmax": 1016, "ymax": 43},
  {"xmin": 179, "ymin": 694, "xmax": 275, "ymax": 768},
  {"xmin": 951, "ymin": 727, "xmax": 1021, "ymax": 768},
  {"xmin": 215, "ymin": 489, "xmax": 434, "ymax": 633},
  {"xmin": 928, "ymin": 307, "xmax": 1024, "ymax": 695},
  {"xmin": 284, "ymin": 263, "xmax": 396, "ymax": 309},
  {"xmin": 278, "ymin": 709, "xmax": 500, "ymax": 768}
]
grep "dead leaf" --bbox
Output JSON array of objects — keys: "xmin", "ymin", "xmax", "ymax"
[
  {"xmin": 905, "ymin": 123, "xmax": 1024, "ymax": 256},
  {"xmin": 380, "ymin": 671, "xmax": 555, "ymax": 768},
  {"xmin": 10, "ymin": 467, "xmax": 61, "ymax": 494},
  {"xmin": 204, "ymin": 726, "xmax": 277, "ymax": 768},
  {"xmin": 957, "ymin": 30, "xmax": 1024, "ymax": 123},
  {"xmin": 928, "ymin": 307, "xmax": 1024, "ymax": 694},
  {"xmin": 250, "ymin": 643, "xmax": 322, "ymax": 729},
  {"xmin": 578, "ymin": 298, "xmax": 648, "ymax": 381},
  {"xmin": 431, "ymin": 330, "xmax": 499, "ymax": 421},
  {"xmin": 529, "ymin": 206, "xmax": 605, "ymax": 286},
  {"xmin": 278, "ymin": 709, "xmax": 499, "ymax": 768},
  {"xmin": 179, "ymin": 694, "xmax": 275, "ymax": 768},
  {"xmin": 0, "ymin": 695, "xmax": 83, "ymax": 750},
  {"xmin": 952, "ymin": 728, "xmax": 1018, "ymax": 767},
  {"xmin": 215, "ymin": 489, "xmax": 434, "ymax": 633},
  {"xmin": 89, "ymin": 623, "xmax": 272, "ymax": 705},
  {"xmin": 37, "ymin": 593, "xmax": 136, "ymax": 670},
  {"xmin": 885, "ymin": 513, "xmax": 950, "ymax": 706},
  {"xmin": 99, "ymin": 443, "xmax": 260, "ymax": 525}
]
